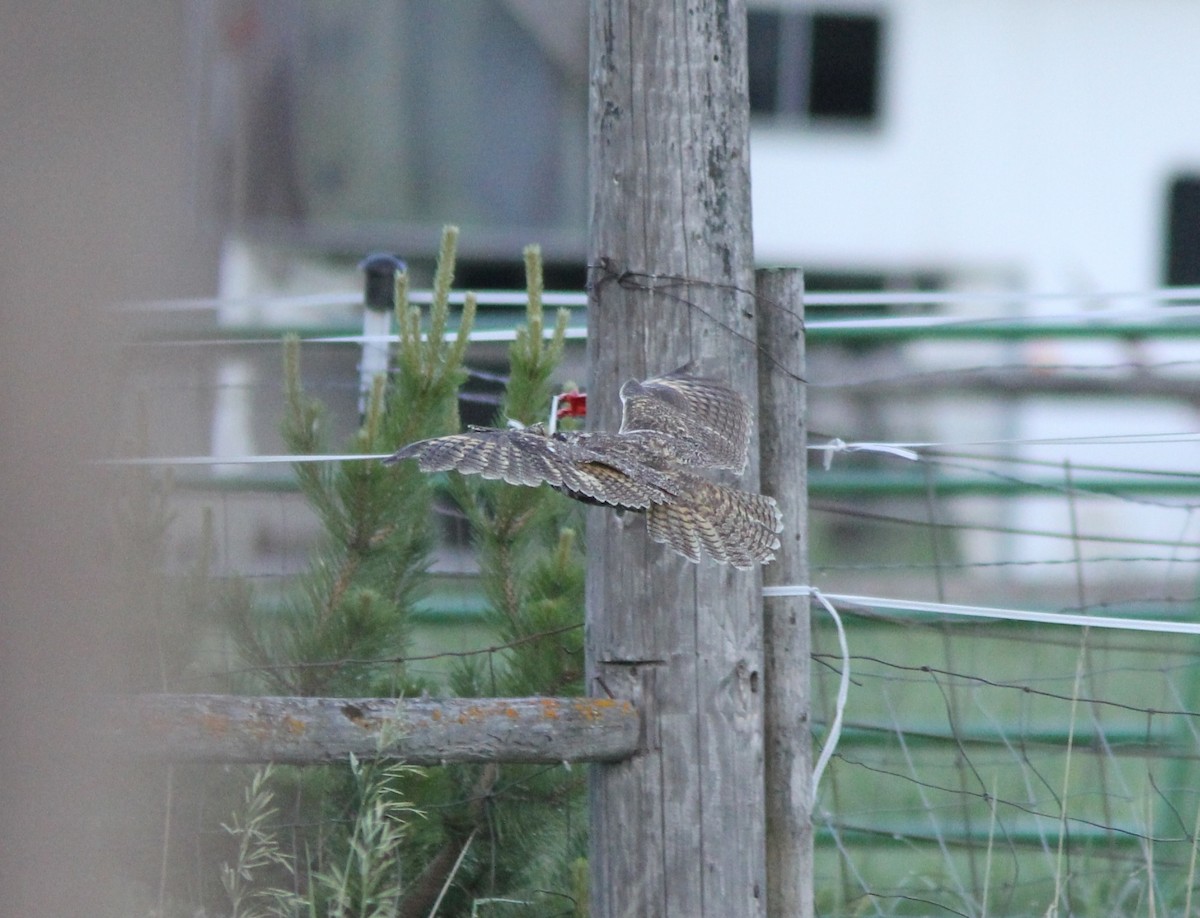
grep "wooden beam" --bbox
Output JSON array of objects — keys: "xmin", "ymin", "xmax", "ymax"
[
  {"xmin": 587, "ymin": 1, "xmax": 765, "ymax": 915},
  {"xmin": 105, "ymin": 694, "xmax": 640, "ymax": 765},
  {"xmin": 757, "ymin": 268, "xmax": 813, "ymax": 918}
]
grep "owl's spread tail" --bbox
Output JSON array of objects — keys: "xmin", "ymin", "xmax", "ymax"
[{"xmin": 646, "ymin": 480, "xmax": 783, "ymax": 570}]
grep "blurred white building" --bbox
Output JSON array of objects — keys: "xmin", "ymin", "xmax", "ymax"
[
  {"xmin": 189, "ymin": 0, "xmax": 1200, "ymax": 590},
  {"xmin": 750, "ymin": 1, "xmax": 1200, "ymax": 294},
  {"xmin": 200, "ymin": 0, "xmax": 1200, "ymax": 295}
]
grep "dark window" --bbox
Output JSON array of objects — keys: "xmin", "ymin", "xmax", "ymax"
[
  {"xmin": 747, "ymin": 12, "xmax": 782, "ymax": 113},
  {"xmin": 809, "ymin": 14, "xmax": 882, "ymax": 119},
  {"xmin": 748, "ymin": 7, "xmax": 884, "ymax": 125},
  {"xmin": 1165, "ymin": 175, "xmax": 1200, "ymax": 286},
  {"xmin": 455, "ymin": 260, "xmax": 586, "ymax": 293}
]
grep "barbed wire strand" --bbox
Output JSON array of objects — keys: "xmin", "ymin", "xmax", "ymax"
[{"xmin": 124, "ymin": 272, "xmax": 1200, "ymax": 914}]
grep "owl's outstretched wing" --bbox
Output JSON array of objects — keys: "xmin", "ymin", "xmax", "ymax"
[
  {"xmin": 385, "ymin": 428, "xmax": 674, "ymax": 510},
  {"xmin": 617, "ymin": 366, "xmax": 752, "ymax": 472},
  {"xmin": 386, "ymin": 369, "xmax": 782, "ymax": 569},
  {"xmin": 645, "ymin": 474, "xmax": 783, "ymax": 570}
]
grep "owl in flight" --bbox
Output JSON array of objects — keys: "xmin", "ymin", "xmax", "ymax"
[{"xmin": 384, "ymin": 367, "xmax": 783, "ymax": 569}]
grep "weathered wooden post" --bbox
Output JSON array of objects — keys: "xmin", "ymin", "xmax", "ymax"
[
  {"xmin": 587, "ymin": 1, "xmax": 765, "ymax": 915},
  {"xmin": 757, "ymin": 267, "xmax": 812, "ymax": 918}
]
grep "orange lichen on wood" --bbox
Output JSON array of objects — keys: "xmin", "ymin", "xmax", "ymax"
[
  {"xmin": 283, "ymin": 716, "xmax": 307, "ymax": 735},
  {"xmin": 199, "ymin": 713, "xmax": 230, "ymax": 736},
  {"xmin": 116, "ymin": 695, "xmax": 640, "ymax": 765},
  {"xmin": 571, "ymin": 698, "xmax": 635, "ymax": 721}
]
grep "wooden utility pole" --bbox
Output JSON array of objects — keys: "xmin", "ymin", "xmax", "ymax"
[
  {"xmin": 757, "ymin": 268, "xmax": 812, "ymax": 918},
  {"xmin": 587, "ymin": 1, "xmax": 765, "ymax": 915}
]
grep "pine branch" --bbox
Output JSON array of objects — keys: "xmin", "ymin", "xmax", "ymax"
[
  {"xmin": 282, "ymin": 335, "xmax": 339, "ymax": 529},
  {"xmin": 230, "ymin": 226, "xmax": 480, "ymax": 699},
  {"xmin": 430, "ymin": 242, "xmax": 589, "ymax": 906},
  {"xmin": 392, "ymin": 227, "xmax": 474, "ymax": 441},
  {"xmin": 397, "ymin": 763, "xmax": 498, "ymax": 918}
]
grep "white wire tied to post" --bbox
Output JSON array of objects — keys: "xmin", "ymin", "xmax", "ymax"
[
  {"xmin": 762, "ymin": 584, "xmax": 850, "ymax": 805},
  {"xmin": 810, "ymin": 430, "xmax": 1200, "ymax": 469},
  {"xmin": 812, "ymin": 438, "xmax": 920, "ymax": 469}
]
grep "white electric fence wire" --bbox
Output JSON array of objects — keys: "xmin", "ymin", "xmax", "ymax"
[
  {"xmin": 762, "ymin": 586, "xmax": 1200, "ymax": 637},
  {"xmin": 106, "ymin": 453, "xmax": 394, "ymax": 466},
  {"xmin": 123, "ymin": 290, "xmax": 589, "ymax": 313},
  {"xmin": 108, "ymin": 429, "xmax": 1200, "ymax": 469},
  {"xmin": 812, "ymin": 433, "xmax": 1200, "ymax": 467},
  {"xmin": 302, "ymin": 328, "xmax": 588, "ymax": 345},
  {"xmin": 803, "ymin": 285, "xmax": 1200, "ymax": 308},
  {"xmin": 806, "ymin": 302, "xmax": 1200, "ymax": 329},
  {"xmin": 125, "ymin": 286, "xmax": 1200, "ymax": 349},
  {"xmin": 123, "ymin": 283, "xmax": 1200, "ymax": 316}
]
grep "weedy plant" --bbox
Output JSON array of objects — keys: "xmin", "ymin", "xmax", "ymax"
[{"xmin": 220, "ymin": 757, "xmax": 423, "ymax": 918}]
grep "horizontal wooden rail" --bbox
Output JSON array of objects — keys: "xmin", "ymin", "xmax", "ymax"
[{"xmin": 106, "ymin": 694, "xmax": 640, "ymax": 765}]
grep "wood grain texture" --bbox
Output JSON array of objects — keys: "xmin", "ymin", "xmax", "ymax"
[
  {"xmin": 106, "ymin": 694, "xmax": 639, "ymax": 765},
  {"xmin": 587, "ymin": 1, "xmax": 766, "ymax": 915},
  {"xmin": 756, "ymin": 267, "xmax": 813, "ymax": 918}
]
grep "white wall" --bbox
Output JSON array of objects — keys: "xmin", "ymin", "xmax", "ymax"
[{"xmin": 751, "ymin": 0, "xmax": 1200, "ymax": 294}]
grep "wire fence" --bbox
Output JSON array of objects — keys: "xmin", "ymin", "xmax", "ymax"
[{"xmin": 114, "ymin": 281, "xmax": 1200, "ymax": 916}]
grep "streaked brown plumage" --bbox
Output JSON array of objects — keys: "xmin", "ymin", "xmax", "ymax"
[{"xmin": 384, "ymin": 366, "xmax": 783, "ymax": 569}]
